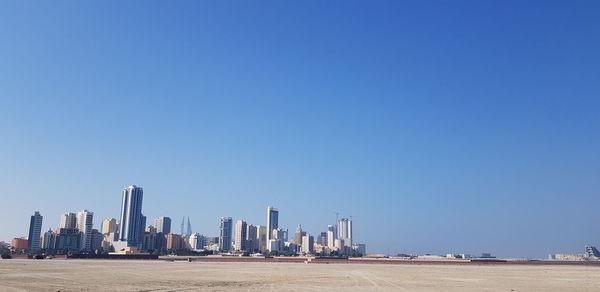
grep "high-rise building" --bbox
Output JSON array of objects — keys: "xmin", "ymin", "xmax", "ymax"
[
  {"xmin": 219, "ymin": 217, "xmax": 232, "ymax": 252},
  {"xmin": 246, "ymin": 224, "xmax": 257, "ymax": 252},
  {"xmin": 142, "ymin": 225, "xmax": 157, "ymax": 251},
  {"xmin": 153, "ymin": 216, "xmax": 171, "ymax": 234},
  {"xmin": 266, "ymin": 206, "xmax": 278, "ymax": 241},
  {"xmin": 91, "ymin": 229, "xmax": 103, "ymax": 252},
  {"xmin": 301, "ymin": 235, "xmax": 314, "ymax": 254},
  {"xmin": 268, "ymin": 239, "xmax": 281, "ymax": 252},
  {"xmin": 41, "ymin": 229, "xmax": 57, "ymax": 250},
  {"xmin": 293, "ymin": 225, "xmax": 306, "ymax": 247},
  {"xmin": 337, "ymin": 218, "xmax": 353, "ymax": 247},
  {"xmin": 272, "ymin": 228, "xmax": 286, "ymax": 241},
  {"xmin": 101, "ymin": 218, "xmax": 117, "ymax": 234},
  {"xmin": 118, "ymin": 185, "xmax": 145, "ymax": 247},
  {"xmin": 326, "ymin": 230, "xmax": 335, "ymax": 248},
  {"xmin": 60, "ymin": 213, "xmax": 77, "ymax": 229},
  {"xmin": 77, "ymin": 210, "xmax": 94, "ymax": 251},
  {"xmin": 165, "ymin": 233, "xmax": 183, "ymax": 250},
  {"xmin": 28, "ymin": 211, "xmax": 43, "ymax": 251},
  {"xmin": 317, "ymin": 232, "xmax": 327, "ymax": 246},
  {"xmin": 189, "ymin": 233, "xmax": 204, "ymax": 250},
  {"xmin": 257, "ymin": 225, "xmax": 267, "ymax": 252},
  {"xmin": 327, "ymin": 224, "xmax": 337, "ymax": 240},
  {"xmin": 234, "ymin": 220, "xmax": 247, "ymax": 251}
]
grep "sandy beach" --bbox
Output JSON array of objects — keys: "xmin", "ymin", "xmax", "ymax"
[{"xmin": 1, "ymin": 259, "xmax": 599, "ymax": 291}]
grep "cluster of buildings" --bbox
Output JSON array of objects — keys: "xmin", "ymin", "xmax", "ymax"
[
  {"xmin": 548, "ymin": 246, "xmax": 600, "ymax": 261},
  {"xmin": 217, "ymin": 207, "xmax": 365, "ymax": 256},
  {"xmin": 10, "ymin": 185, "xmax": 366, "ymax": 256}
]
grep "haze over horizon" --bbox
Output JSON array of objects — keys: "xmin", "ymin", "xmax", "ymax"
[{"xmin": 1, "ymin": 1, "xmax": 599, "ymax": 258}]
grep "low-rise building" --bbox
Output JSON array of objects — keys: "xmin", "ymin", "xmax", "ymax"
[{"xmin": 11, "ymin": 238, "xmax": 28, "ymax": 251}]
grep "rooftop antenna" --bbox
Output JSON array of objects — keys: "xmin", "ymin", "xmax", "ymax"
[{"xmin": 334, "ymin": 211, "xmax": 339, "ymax": 223}]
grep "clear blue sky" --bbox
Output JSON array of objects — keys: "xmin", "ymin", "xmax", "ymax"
[{"xmin": 1, "ymin": 1, "xmax": 599, "ymax": 258}]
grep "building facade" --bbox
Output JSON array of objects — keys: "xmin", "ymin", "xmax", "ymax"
[
  {"xmin": 165, "ymin": 233, "xmax": 183, "ymax": 250},
  {"xmin": 301, "ymin": 235, "xmax": 314, "ymax": 254},
  {"xmin": 60, "ymin": 212, "xmax": 77, "ymax": 229},
  {"xmin": 77, "ymin": 210, "xmax": 94, "ymax": 251},
  {"xmin": 257, "ymin": 225, "xmax": 267, "ymax": 252},
  {"xmin": 246, "ymin": 224, "xmax": 257, "ymax": 252},
  {"xmin": 219, "ymin": 217, "xmax": 232, "ymax": 252},
  {"xmin": 189, "ymin": 233, "xmax": 204, "ymax": 250},
  {"xmin": 118, "ymin": 185, "xmax": 145, "ymax": 247},
  {"xmin": 56, "ymin": 228, "xmax": 80, "ymax": 251},
  {"xmin": 101, "ymin": 218, "xmax": 117, "ymax": 234},
  {"xmin": 337, "ymin": 218, "xmax": 353, "ymax": 247},
  {"xmin": 11, "ymin": 238, "xmax": 28, "ymax": 251},
  {"xmin": 28, "ymin": 211, "xmax": 43, "ymax": 251},
  {"xmin": 266, "ymin": 206, "xmax": 278, "ymax": 241},
  {"xmin": 153, "ymin": 216, "xmax": 171, "ymax": 234},
  {"xmin": 234, "ymin": 220, "xmax": 247, "ymax": 251},
  {"xmin": 41, "ymin": 229, "xmax": 57, "ymax": 250}
]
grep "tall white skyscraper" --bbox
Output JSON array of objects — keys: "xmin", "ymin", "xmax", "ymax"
[
  {"xmin": 266, "ymin": 206, "xmax": 278, "ymax": 241},
  {"xmin": 28, "ymin": 211, "xmax": 43, "ymax": 251},
  {"xmin": 326, "ymin": 230, "xmax": 335, "ymax": 248},
  {"xmin": 60, "ymin": 212, "xmax": 77, "ymax": 229},
  {"xmin": 77, "ymin": 210, "xmax": 94, "ymax": 251},
  {"xmin": 234, "ymin": 220, "xmax": 247, "ymax": 251},
  {"xmin": 118, "ymin": 185, "xmax": 144, "ymax": 247},
  {"xmin": 219, "ymin": 217, "xmax": 232, "ymax": 252},
  {"xmin": 301, "ymin": 235, "xmax": 314, "ymax": 254},
  {"xmin": 337, "ymin": 218, "xmax": 353, "ymax": 247}
]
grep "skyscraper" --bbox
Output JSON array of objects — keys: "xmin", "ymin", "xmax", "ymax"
[
  {"xmin": 327, "ymin": 224, "xmax": 337, "ymax": 240},
  {"xmin": 28, "ymin": 211, "xmax": 43, "ymax": 251},
  {"xmin": 60, "ymin": 212, "xmax": 77, "ymax": 229},
  {"xmin": 246, "ymin": 224, "xmax": 257, "ymax": 252},
  {"xmin": 266, "ymin": 206, "xmax": 278, "ymax": 241},
  {"xmin": 118, "ymin": 185, "xmax": 144, "ymax": 247},
  {"xmin": 301, "ymin": 235, "xmax": 314, "ymax": 254},
  {"xmin": 234, "ymin": 220, "xmax": 247, "ymax": 251},
  {"xmin": 326, "ymin": 230, "xmax": 335, "ymax": 248},
  {"xmin": 189, "ymin": 233, "xmax": 204, "ymax": 250},
  {"xmin": 294, "ymin": 225, "xmax": 306, "ymax": 246},
  {"xmin": 337, "ymin": 218, "xmax": 353, "ymax": 247},
  {"xmin": 257, "ymin": 225, "xmax": 267, "ymax": 252},
  {"xmin": 153, "ymin": 216, "xmax": 171, "ymax": 234},
  {"xmin": 219, "ymin": 217, "xmax": 232, "ymax": 252},
  {"xmin": 41, "ymin": 229, "xmax": 57, "ymax": 250},
  {"xmin": 77, "ymin": 210, "xmax": 94, "ymax": 251}
]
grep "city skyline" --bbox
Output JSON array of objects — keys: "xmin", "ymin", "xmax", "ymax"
[
  {"xmin": 9, "ymin": 184, "xmax": 367, "ymax": 257},
  {"xmin": 1, "ymin": 1, "xmax": 600, "ymax": 258}
]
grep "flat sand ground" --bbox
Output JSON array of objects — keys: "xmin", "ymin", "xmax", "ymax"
[{"xmin": 1, "ymin": 259, "xmax": 599, "ymax": 291}]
